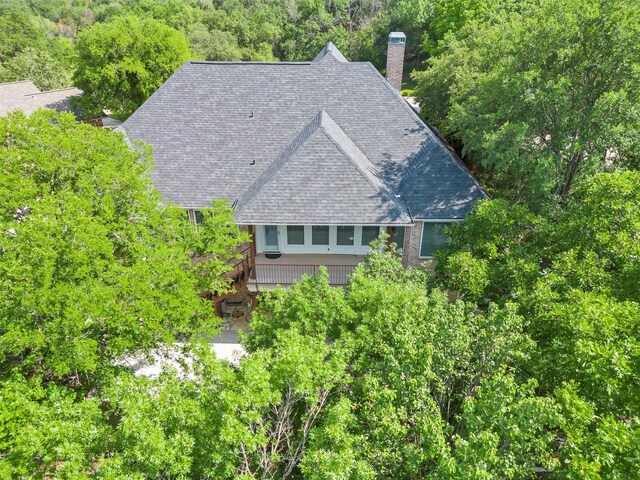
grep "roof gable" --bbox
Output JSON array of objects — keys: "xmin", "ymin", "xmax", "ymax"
[
  {"xmin": 234, "ymin": 110, "xmax": 411, "ymax": 225},
  {"xmin": 312, "ymin": 42, "xmax": 349, "ymax": 63},
  {"xmin": 122, "ymin": 49, "xmax": 487, "ymax": 220}
]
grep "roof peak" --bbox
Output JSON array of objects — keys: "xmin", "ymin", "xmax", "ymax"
[
  {"xmin": 234, "ymin": 110, "xmax": 410, "ymax": 224},
  {"xmin": 314, "ymin": 111, "xmax": 407, "ymax": 212},
  {"xmin": 312, "ymin": 42, "xmax": 349, "ymax": 63}
]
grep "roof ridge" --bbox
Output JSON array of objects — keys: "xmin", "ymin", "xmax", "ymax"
[
  {"xmin": 235, "ymin": 110, "xmax": 410, "ymax": 222},
  {"xmin": 316, "ymin": 111, "xmax": 408, "ymax": 217},
  {"xmin": 235, "ymin": 111, "xmax": 323, "ymax": 212},
  {"xmin": 189, "ymin": 61, "xmax": 311, "ymax": 65},
  {"xmin": 0, "ymin": 79, "xmax": 39, "ymax": 87},
  {"xmin": 25, "ymin": 87, "xmax": 80, "ymax": 96},
  {"xmin": 363, "ymin": 62, "xmax": 489, "ymax": 200}
]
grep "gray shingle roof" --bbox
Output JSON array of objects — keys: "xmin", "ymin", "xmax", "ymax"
[
  {"xmin": 122, "ymin": 46, "xmax": 487, "ymax": 222},
  {"xmin": 312, "ymin": 42, "xmax": 349, "ymax": 63},
  {"xmin": 234, "ymin": 110, "xmax": 411, "ymax": 224},
  {"xmin": 0, "ymin": 80, "xmax": 82, "ymax": 117}
]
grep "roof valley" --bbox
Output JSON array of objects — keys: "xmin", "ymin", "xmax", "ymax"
[
  {"xmin": 234, "ymin": 110, "xmax": 413, "ymax": 225},
  {"xmin": 121, "ymin": 42, "xmax": 487, "ymax": 220}
]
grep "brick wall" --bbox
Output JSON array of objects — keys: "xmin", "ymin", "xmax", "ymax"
[
  {"xmin": 402, "ymin": 222, "xmax": 435, "ymax": 269},
  {"xmin": 386, "ymin": 43, "xmax": 405, "ymax": 91}
]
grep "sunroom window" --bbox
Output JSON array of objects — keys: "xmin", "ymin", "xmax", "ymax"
[
  {"xmin": 361, "ymin": 226, "xmax": 380, "ymax": 246},
  {"xmin": 287, "ymin": 225, "xmax": 305, "ymax": 245},
  {"xmin": 258, "ymin": 225, "xmax": 387, "ymax": 254},
  {"xmin": 336, "ymin": 226, "xmax": 355, "ymax": 245},
  {"xmin": 420, "ymin": 222, "xmax": 449, "ymax": 257},
  {"xmin": 312, "ymin": 226, "xmax": 330, "ymax": 245}
]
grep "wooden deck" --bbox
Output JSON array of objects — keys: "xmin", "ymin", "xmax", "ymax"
[
  {"xmin": 207, "ymin": 245, "xmax": 254, "ymax": 311},
  {"xmin": 249, "ymin": 253, "xmax": 364, "ymax": 290}
]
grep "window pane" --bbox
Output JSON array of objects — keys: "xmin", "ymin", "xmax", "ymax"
[
  {"xmin": 389, "ymin": 226, "xmax": 405, "ymax": 250},
  {"xmin": 265, "ymin": 225, "xmax": 278, "ymax": 250},
  {"xmin": 361, "ymin": 226, "xmax": 380, "ymax": 246},
  {"xmin": 336, "ymin": 226, "xmax": 354, "ymax": 246},
  {"xmin": 194, "ymin": 210, "xmax": 204, "ymax": 224},
  {"xmin": 420, "ymin": 223, "xmax": 449, "ymax": 257},
  {"xmin": 312, "ymin": 226, "xmax": 329, "ymax": 245},
  {"xmin": 287, "ymin": 225, "xmax": 305, "ymax": 245}
]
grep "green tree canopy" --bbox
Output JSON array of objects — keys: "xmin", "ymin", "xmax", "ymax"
[
  {"xmin": 414, "ymin": 0, "xmax": 640, "ymax": 204},
  {"xmin": 435, "ymin": 171, "xmax": 640, "ymax": 477},
  {"xmin": 0, "ymin": 237, "xmax": 562, "ymax": 478},
  {"xmin": 2, "ymin": 219, "xmax": 638, "ymax": 477},
  {"xmin": 436, "ymin": 171, "xmax": 640, "ymax": 307},
  {"xmin": 0, "ymin": 110, "xmax": 246, "ymax": 384},
  {"xmin": 74, "ymin": 14, "xmax": 190, "ymax": 119},
  {"xmin": 243, "ymin": 244, "xmax": 560, "ymax": 478},
  {"xmin": 0, "ymin": 9, "xmax": 76, "ymax": 89}
]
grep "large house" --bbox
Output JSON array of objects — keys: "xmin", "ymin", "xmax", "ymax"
[{"xmin": 121, "ymin": 35, "xmax": 487, "ymax": 296}]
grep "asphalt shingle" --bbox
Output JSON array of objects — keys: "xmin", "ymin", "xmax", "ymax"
[
  {"xmin": 0, "ymin": 80, "xmax": 81, "ymax": 117},
  {"xmin": 122, "ymin": 48, "xmax": 487, "ymax": 221},
  {"xmin": 312, "ymin": 42, "xmax": 349, "ymax": 63},
  {"xmin": 235, "ymin": 110, "xmax": 411, "ymax": 224}
]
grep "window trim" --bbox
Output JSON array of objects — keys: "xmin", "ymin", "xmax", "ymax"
[
  {"xmin": 336, "ymin": 225, "xmax": 356, "ymax": 246},
  {"xmin": 312, "ymin": 225, "xmax": 330, "ymax": 245},
  {"xmin": 187, "ymin": 209, "xmax": 204, "ymax": 228},
  {"xmin": 264, "ymin": 224, "xmax": 279, "ymax": 251},
  {"xmin": 286, "ymin": 225, "xmax": 305, "ymax": 245},
  {"xmin": 255, "ymin": 225, "xmax": 386, "ymax": 254},
  {"xmin": 417, "ymin": 220, "xmax": 461, "ymax": 259},
  {"xmin": 361, "ymin": 225, "xmax": 381, "ymax": 246}
]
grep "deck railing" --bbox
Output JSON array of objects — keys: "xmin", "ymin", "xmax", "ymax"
[
  {"xmin": 224, "ymin": 245, "xmax": 252, "ymax": 281},
  {"xmin": 250, "ymin": 263, "xmax": 357, "ymax": 286},
  {"xmin": 203, "ymin": 245, "xmax": 253, "ymax": 305}
]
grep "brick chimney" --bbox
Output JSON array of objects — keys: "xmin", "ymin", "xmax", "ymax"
[{"xmin": 386, "ymin": 32, "xmax": 406, "ymax": 91}]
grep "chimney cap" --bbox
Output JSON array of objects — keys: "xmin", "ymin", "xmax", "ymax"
[{"xmin": 388, "ymin": 32, "xmax": 406, "ymax": 44}]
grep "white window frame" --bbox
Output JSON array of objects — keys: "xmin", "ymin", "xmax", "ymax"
[
  {"xmin": 418, "ymin": 220, "xmax": 461, "ymax": 259},
  {"xmin": 186, "ymin": 209, "xmax": 204, "ymax": 229},
  {"xmin": 263, "ymin": 224, "xmax": 279, "ymax": 251},
  {"xmin": 311, "ymin": 225, "xmax": 330, "ymax": 246},
  {"xmin": 255, "ymin": 225, "xmax": 385, "ymax": 255}
]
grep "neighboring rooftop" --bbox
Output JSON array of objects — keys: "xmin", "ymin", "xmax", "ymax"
[
  {"xmin": 122, "ymin": 45, "xmax": 487, "ymax": 222},
  {"xmin": 0, "ymin": 80, "xmax": 82, "ymax": 117}
]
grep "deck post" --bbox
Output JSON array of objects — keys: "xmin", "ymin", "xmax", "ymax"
[{"xmin": 248, "ymin": 225, "xmax": 257, "ymax": 279}]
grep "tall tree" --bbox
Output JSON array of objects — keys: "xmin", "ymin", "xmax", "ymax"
[
  {"xmin": 0, "ymin": 110, "xmax": 246, "ymax": 384},
  {"xmin": 246, "ymin": 244, "xmax": 560, "ymax": 478},
  {"xmin": 0, "ymin": 10, "xmax": 76, "ymax": 90},
  {"xmin": 74, "ymin": 14, "xmax": 190, "ymax": 119},
  {"xmin": 413, "ymin": 0, "xmax": 640, "ymax": 204},
  {"xmin": 435, "ymin": 171, "xmax": 640, "ymax": 477}
]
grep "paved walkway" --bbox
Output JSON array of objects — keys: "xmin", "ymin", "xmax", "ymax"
[{"xmin": 119, "ymin": 329, "xmax": 247, "ymax": 378}]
